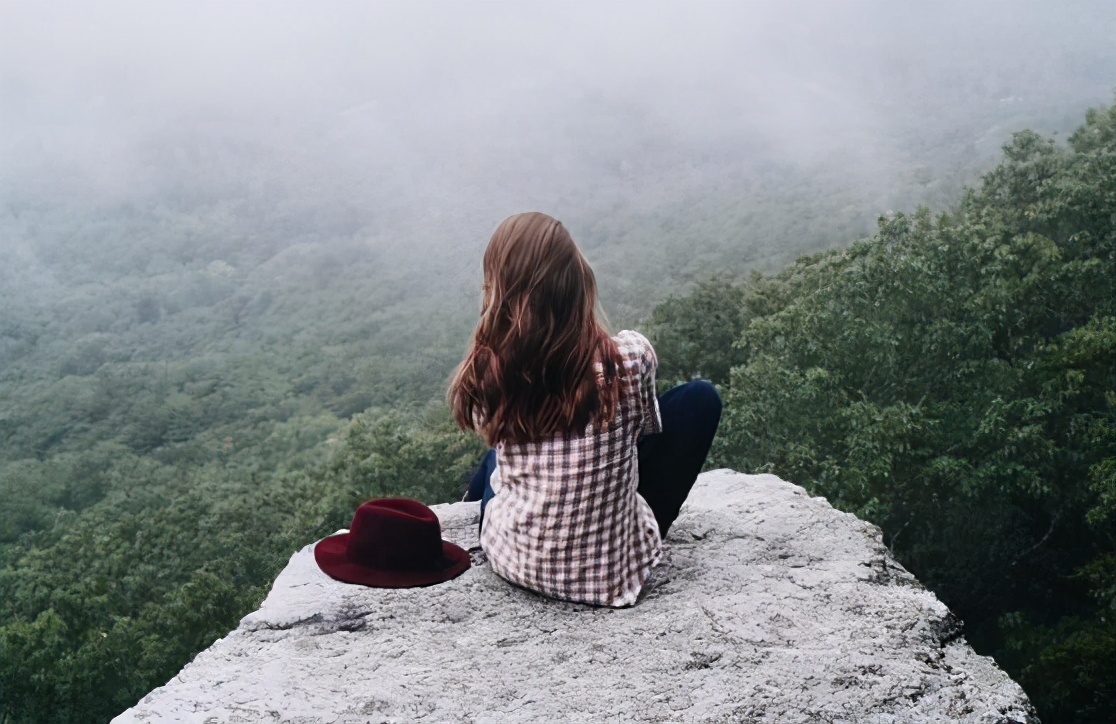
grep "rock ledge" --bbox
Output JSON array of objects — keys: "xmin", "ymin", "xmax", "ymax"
[{"xmin": 115, "ymin": 470, "xmax": 1035, "ymax": 723}]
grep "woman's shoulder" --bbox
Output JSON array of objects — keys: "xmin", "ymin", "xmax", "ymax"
[
  {"xmin": 613, "ymin": 329, "xmax": 650, "ymax": 349},
  {"xmin": 612, "ymin": 330, "xmax": 657, "ymax": 373}
]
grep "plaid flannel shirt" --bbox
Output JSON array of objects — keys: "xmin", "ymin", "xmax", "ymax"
[{"xmin": 480, "ymin": 330, "xmax": 663, "ymax": 607}]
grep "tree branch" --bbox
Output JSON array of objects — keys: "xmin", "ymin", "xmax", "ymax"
[{"xmin": 1009, "ymin": 512, "xmax": 1060, "ymax": 567}]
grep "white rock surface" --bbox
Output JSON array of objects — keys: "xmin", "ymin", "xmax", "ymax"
[{"xmin": 115, "ymin": 470, "xmax": 1035, "ymax": 723}]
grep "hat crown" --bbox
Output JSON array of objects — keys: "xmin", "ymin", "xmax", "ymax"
[{"xmin": 346, "ymin": 499, "xmax": 444, "ymax": 571}]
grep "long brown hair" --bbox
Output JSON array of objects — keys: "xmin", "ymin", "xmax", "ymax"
[{"xmin": 449, "ymin": 212, "xmax": 622, "ymax": 445}]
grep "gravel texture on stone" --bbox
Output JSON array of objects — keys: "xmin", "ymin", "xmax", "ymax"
[{"xmin": 115, "ymin": 470, "xmax": 1036, "ymax": 723}]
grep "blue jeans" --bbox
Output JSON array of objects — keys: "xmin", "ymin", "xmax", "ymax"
[
  {"xmin": 467, "ymin": 448, "xmax": 499, "ymax": 525},
  {"xmin": 465, "ymin": 380, "xmax": 722, "ymax": 539}
]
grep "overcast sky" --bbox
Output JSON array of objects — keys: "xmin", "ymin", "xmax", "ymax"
[
  {"xmin": 5, "ymin": 1, "xmax": 1112, "ymax": 136},
  {"xmin": 2, "ymin": 1, "xmax": 1113, "ymax": 241}
]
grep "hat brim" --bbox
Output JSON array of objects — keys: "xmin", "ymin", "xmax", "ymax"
[{"xmin": 313, "ymin": 531, "xmax": 471, "ymax": 588}]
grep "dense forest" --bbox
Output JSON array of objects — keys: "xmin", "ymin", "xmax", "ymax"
[
  {"xmin": 1, "ymin": 100, "xmax": 1112, "ymax": 722},
  {"xmin": 652, "ymin": 103, "xmax": 1116, "ymax": 721},
  {"xmin": 1, "ymin": 7, "xmax": 1114, "ymax": 710}
]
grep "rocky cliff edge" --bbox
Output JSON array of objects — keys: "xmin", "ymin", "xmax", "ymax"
[{"xmin": 115, "ymin": 470, "xmax": 1036, "ymax": 723}]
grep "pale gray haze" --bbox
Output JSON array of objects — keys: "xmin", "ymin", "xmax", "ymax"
[
  {"xmin": 5, "ymin": 6, "xmax": 1114, "ymax": 720},
  {"xmin": 2, "ymin": 0, "xmax": 1114, "ymax": 322}
]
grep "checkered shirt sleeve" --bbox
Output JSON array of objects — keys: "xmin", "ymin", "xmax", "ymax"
[{"xmin": 480, "ymin": 330, "xmax": 663, "ymax": 607}]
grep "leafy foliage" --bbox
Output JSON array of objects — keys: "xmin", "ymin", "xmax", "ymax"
[
  {"xmin": 0, "ymin": 406, "xmax": 480, "ymax": 723},
  {"xmin": 651, "ymin": 100, "xmax": 1116, "ymax": 722},
  {"xmin": 0, "ymin": 75, "xmax": 1111, "ymax": 723}
]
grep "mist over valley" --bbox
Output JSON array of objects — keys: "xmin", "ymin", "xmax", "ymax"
[{"xmin": 1, "ymin": 2, "xmax": 1114, "ymax": 722}]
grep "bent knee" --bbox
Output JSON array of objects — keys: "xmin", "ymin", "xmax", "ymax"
[{"xmin": 684, "ymin": 379, "xmax": 722, "ymax": 416}]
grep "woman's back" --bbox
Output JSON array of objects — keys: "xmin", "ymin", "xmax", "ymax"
[
  {"xmin": 452, "ymin": 212, "xmax": 720, "ymax": 607},
  {"xmin": 480, "ymin": 330, "xmax": 663, "ymax": 607}
]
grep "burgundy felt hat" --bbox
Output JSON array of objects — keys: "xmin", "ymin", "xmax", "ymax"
[{"xmin": 314, "ymin": 498, "xmax": 470, "ymax": 588}]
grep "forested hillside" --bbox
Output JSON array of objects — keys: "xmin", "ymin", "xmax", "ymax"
[
  {"xmin": 652, "ymin": 102, "xmax": 1116, "ymax": 722},
  {"xmin": 0, "ymin": 32, "xmax": 1112, "ymax": 721},
  {"xmin": 0, "ymin": 121, "xmax": 925, "ymax": 721}
]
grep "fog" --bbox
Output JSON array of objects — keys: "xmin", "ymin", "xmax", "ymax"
[
  {"xmin": 2, "ymin": 0, "xmax": 1114, "ymax": 310},
  {"xmin": 5, "ymin": 7, "xmax": 1115, "ymax": 719}
]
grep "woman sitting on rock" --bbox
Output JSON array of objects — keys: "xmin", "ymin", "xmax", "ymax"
[{"xmin": 451, "ymin": 212, "xmax": 721, "ymax": 607}]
